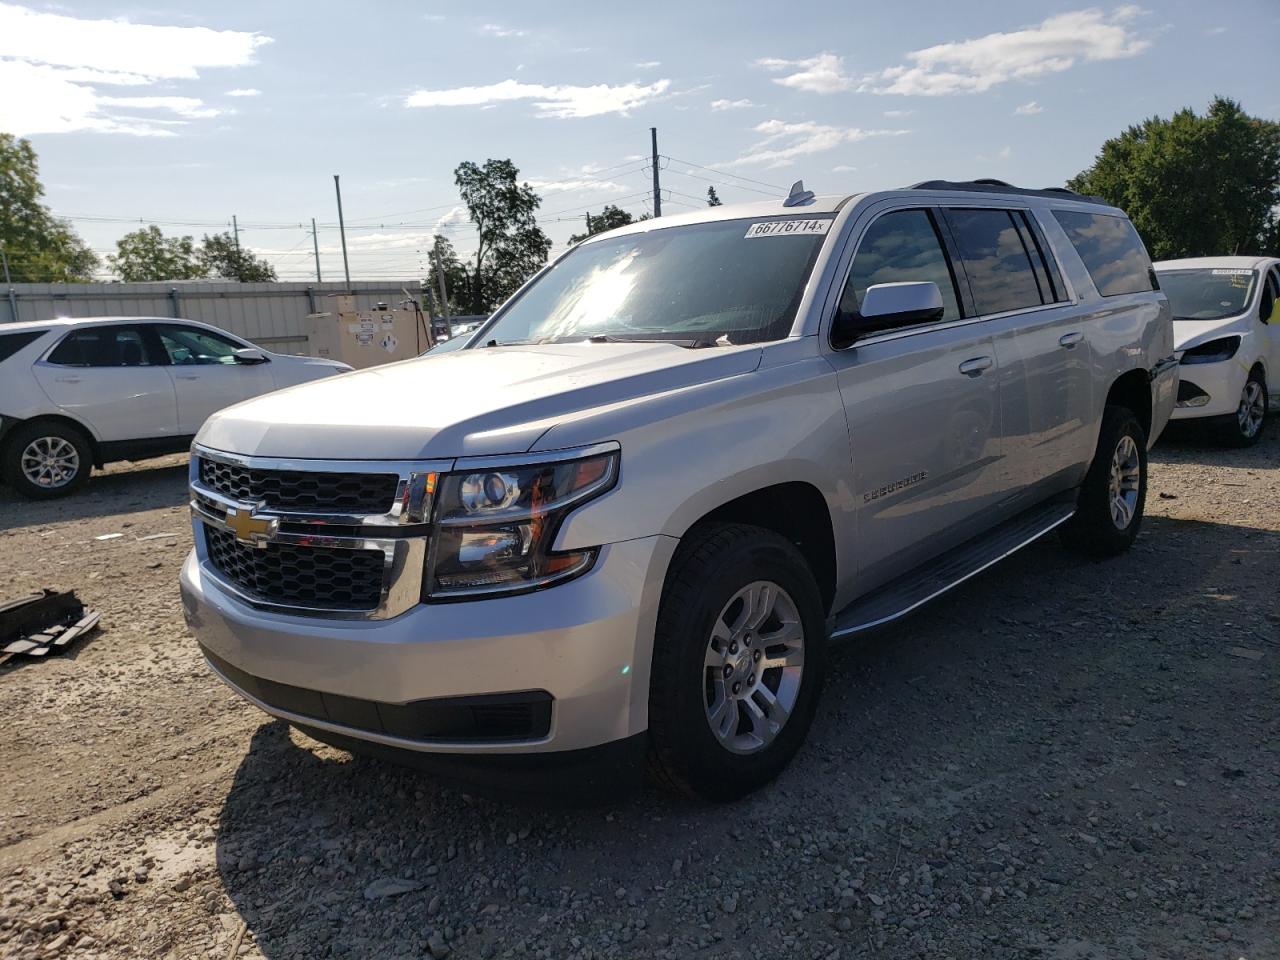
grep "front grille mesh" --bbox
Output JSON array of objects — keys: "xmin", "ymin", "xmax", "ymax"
[
  {"xmin": 198, "ymin": 457, "xmax": 399, "ymax": 515},
  {"xmin": 203, "ymin": 524, "xmax": 385, "ymax": 610}
]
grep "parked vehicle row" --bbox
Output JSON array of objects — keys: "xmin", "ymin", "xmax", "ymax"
[
  {"xmin": 179, "ymin": 179, "xmax": 1179, "ymax": 802},
  {"xmin": 1155, "ymin": 255, "xmax": 1278, "ymax": 446},
  {"xmin": 0, "ymin": 318, "xmax": 349, "ymax": 498}
]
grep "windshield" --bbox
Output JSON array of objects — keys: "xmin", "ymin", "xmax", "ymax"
[
  {"xmin": 1159, "ymin": 268, "xmax": 1257, "ymax": 321},
  {"xmin": 474, "ymin": 216, "xmax": 832, "ymax": 347}
]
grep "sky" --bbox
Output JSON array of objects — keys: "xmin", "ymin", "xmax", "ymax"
[{"xmin": 2, "ymin": 0, "xmax": 1277, "ymax": 282}]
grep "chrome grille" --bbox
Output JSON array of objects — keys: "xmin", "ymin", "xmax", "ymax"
[
  {"xmin": 203, "ymin": 524, "xmax": 386, "ymax": 611},
  {"xmin": 198, "ymin": 457, "xmax": 399, "ymax": 515}
]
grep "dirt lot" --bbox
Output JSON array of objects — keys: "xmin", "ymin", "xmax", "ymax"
[{"xmin": 1, "ymin": 429, "xmax": 1277, "ymax": 960}]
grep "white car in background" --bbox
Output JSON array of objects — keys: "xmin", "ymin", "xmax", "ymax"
[
  {"xmin": 1156, "ymin": 256, "xmax": 1279, "ymax": 446},
  {"xmin": 0, "ymin": 317, "xmax": 350, "ymax": 498}
]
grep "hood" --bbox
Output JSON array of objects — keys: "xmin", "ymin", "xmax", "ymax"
[
  {"xmin": 196, "ymin": 341, "xmax": 762, "ymax": 459},
  {"xmin": 1172, "ymin": 313, "xmax": 1248, "ymax": 352}
]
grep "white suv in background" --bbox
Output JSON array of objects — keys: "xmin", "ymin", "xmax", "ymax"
[
  {"xmin": 0, "ymin": 317, "xmax": 350, "ymax": 498},
  {"xmin": 1155, "ymin": 256, "xmax": 1279, "ymax": 445}
]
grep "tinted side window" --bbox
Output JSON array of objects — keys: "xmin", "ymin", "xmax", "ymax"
[
  {"xmin": 1052, "ymin": 211, "xmax": 1156, "ymax": 297},
  {"xmin": 0, "ymin": 331, "xmax": 46, "ymax": 363},
  {"xmin": 841, "ymin": 209, "xmax": 962, "ymax": 322},
  {"xmin": 1262, "ymin": 271, "xmax": 1279, "ymax": 325},
  {"xmin": 47, "ymin": 327, "xmax": 153, "ymax": 367},
  {"xmin": 156, "ymin": 325, "xmax": 244, "ymax": 365},
  {"xmin": 946, "ymin": 209, "xmax": 1045, "ymax": 315}
]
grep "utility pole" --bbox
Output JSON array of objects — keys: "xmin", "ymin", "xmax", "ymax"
[
  {"xmin": 584, "ymin": 211, "xmax": 591, "ymax": 238},
  {"xmin": 432, "ymin": 236, "xmax": 453, "ymax": 339},
  {"xmin": 650, "ymin": 127, "xmax": 662, "ymax": 217},
  {"xmin": 310, "ymin": 218, "xmax": 322, "ymax": 282},
  {"xmin": 232, "ymin": 215, "xmax": 241, "ymax": 255},
  {"xmin": 333, "ymin": 175, "xmax": 351, "ymax": 290}
]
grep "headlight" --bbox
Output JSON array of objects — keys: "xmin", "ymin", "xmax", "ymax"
[
  {"xmin": 423, "ymin": 449, "xmax": 618, "ymax": 600},
  {"xmin": 1180, "ymin": 336, "xmax": 1240, "ymax": 364}
]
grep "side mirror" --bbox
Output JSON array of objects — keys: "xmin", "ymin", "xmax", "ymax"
[
  {"xmin": 233, "ymin": 347, "xmax": 268, "ymax": 364},
  {"xmin": 831, "ymin": 281, "xmax": 945, "ymax": 349}
]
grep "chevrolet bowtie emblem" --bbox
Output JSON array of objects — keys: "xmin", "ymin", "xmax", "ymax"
[{"xmin": 225, "ymin": 504, "xmax": 278, "ymax": 548}]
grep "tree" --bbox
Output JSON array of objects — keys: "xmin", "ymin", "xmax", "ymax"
[
  {"xmin": 1069, "ymin": 96, "xmax": 1280, "ymax": 259},
  {"xmin": 568, "ymin": 204, "xmax": 640, "ymax": 244},
  {"xmin": 200, "ymin": 231, "xmax": 277, "ymax": 282},
  {"xmin": 107, "ymin": 225, "xmax": 203, "ymax": 282},
  {"xmin": 425, "ymin": 233, "xmax": 469, "ymax": 315},
  {"xmin": 706, "ymin": 186, "xmax": 722, "ymax": 207},
  {"xmin": 453, "ymin": 159, "xmax": 552, "ymax": 313},
  {"xmin": 0, "ymin": 132, "xmax": 98, "ymax": 282}
]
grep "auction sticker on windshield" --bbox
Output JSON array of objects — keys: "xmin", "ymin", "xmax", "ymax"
[{"xmin": 745, "ymin": 219, "xmax": 832, "ymax": 239}]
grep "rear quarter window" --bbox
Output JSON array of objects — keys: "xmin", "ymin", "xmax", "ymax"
[
  {"xmin": 1053, "ymin": 211, "xmax": 1156, "ymax": 297},
  {"xmin": 0, "ymin": 331, "xmax": 46, "ymax": 363}
]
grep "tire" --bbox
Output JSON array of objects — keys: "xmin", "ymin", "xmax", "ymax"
[
  {"xmin": 647, "ymin": 522, "xmax": 826, "ymax": 801},
  {"xmin": 1213, "ymin": 368, "xmax": 1267, "ymax": 448},
  {"xmin": 1059, "ymin": 405, "xmax": 1147, "ymax": 558},
  {"xmin": 1, "ymin": 420, "xmax": 93, "ymax": 499}
]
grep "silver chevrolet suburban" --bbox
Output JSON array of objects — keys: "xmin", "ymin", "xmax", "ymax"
[{"xmin": 180, "ymin": 180, "xmax": 1177, "ymax": 802}]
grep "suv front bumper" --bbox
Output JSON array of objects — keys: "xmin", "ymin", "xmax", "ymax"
[{"xmin": 180, "ymin": 535, "xmax": 675, "ymax": 759}]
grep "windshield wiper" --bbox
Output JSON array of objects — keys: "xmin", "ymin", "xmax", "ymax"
[
  {"xmin": 585, "ymin": 334, "xmax": 718, "ymax": 348},
  {"xmin": 482, "ymin": 338, "xmax": 541, "ymax": 347}
]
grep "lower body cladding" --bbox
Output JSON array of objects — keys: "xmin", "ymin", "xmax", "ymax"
[{"xmin": 179, "ymin": 536, "xmax": 676, "ymax": 801}]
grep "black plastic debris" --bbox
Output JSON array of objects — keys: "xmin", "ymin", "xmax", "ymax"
[{"xmin": 0, "ymin": 589, "xmax": 100, "ymax": 664}]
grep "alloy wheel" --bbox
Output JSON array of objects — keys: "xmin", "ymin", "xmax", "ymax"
[
  {"xmin": 703, "ymin": 580, "xmax": 805, "ymax": 755},
  {"xmin": 1108, "ymin": 434, "xmax": 1141, "ymax": 530},
  {"xmin": 20, "ymin": 436, "xmax": 81, "ymax": 490},
  {"xmin": 1238, "ymin": 379, "xmax": 1265, "ymax": 438}
]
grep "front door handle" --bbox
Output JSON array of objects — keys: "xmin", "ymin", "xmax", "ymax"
[
  {"xmin": 1059, "ymin": 331, "xmax": 1084, "ymax": 348},
  {"xmin": 958, "ymin": 356, "xmax": 994, "ymax": 377},
  {"xmin": 55, "ymin": 376, "xmax": 82, "ymax": 384},
  {"xmin": 175, "ymin": 375, "xmax": 201, "ymax": 381}
]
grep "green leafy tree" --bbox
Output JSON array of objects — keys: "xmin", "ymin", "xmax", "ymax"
[
  {"xmin": 107, "ymin": 226, "xmax": 203, "ymax": 282},
  {"xmin": 200, "ymin": 231, "xmax": 277, "ymax": 282},
  {"xmin": 453, "ymin": 159, "xmax": 552, "ymax": 313},
  {"xmin": 425, "ymin": 233, "xmax": 469, "ymax": 315},
  {"xmin": 1069, "ymin": 96, "xmax": 1280, "ymax": 258},
  {"xmin": 0, "ymin": 132, "xmax": 98, "ymax": 282},
  {"xmin": 568, "ymin": 204, "xmax": 642, "ymax": 244},
  {"xmin": 706, "ymin": 186, "xmax": 722, "ymax": 207}
]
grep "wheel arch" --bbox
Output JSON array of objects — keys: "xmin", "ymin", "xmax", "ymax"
[
  {"xmin": 1104, "ymin": 368, "xmax": 1153, "ymax": 440},
  {"xmin": 1, "ymin": 413, "xmax": 102, "ymax": 467},
  {"xmin": 680, "ymin": 481, "xmax": 838, "ymax": 616}
]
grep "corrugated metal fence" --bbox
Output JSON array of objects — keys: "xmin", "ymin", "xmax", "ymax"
[{"xmin": 1, "ymin": 280, "xmax": 423, "ymax": 354}]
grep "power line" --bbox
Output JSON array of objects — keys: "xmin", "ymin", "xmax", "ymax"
[{"xmin": 659, "ymin": 155, "xmax": 788, "ymax": 193}]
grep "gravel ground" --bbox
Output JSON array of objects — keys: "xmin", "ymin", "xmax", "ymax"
[{"xmin": 0, "ymin": 429, "xmax": 1277, "ymax": 960}]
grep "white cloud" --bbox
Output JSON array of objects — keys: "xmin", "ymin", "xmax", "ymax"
[
  {"xmin": 1205, "ymin": 25, "xmax": 1227, "ymax": 35},
  {"xmin": 432, "ymin": 207, "xmax": 468, "ymax": 233},
  {"xmin": 832, "ymin": 164, "xmax": 857, "ymax": 173},
  {"xmin": 883, "ymin": 109, "xmax": 913, "ymax": 117},
  {"xmin": 711, "ymin": 98, "xmax": 755, "ymax": 110},
  {"xmin": 479, "ymin": 23, "xmax": 526, "ymax": 38},
  {"xmin": 977, "ymin": 145, "xmax": 1013, "ymax": 162},
  {"xmin": 227, "ymin": 87, "xmax": 261, "ymax": 97},
  {"xmin": 526, "ymin": 177, "xmax": 626, "ymax": 194},
  {"xmin": 406, "ymin": 78, "xmax": 671, "ymax": 119},
  {"xmin": 1014, "ymin": 100, "xmax": 1043, "ymax": 115},
  {"xmin": 0, "ymin": 2, "xmax": 270, "ymax": 136},
  {"xmin": 636, "ymin": 60, "xmax": 661, "ymax": 69},
  {"xmin": 863, "ymin": 8, "xmax": 1150, "ymax": 96},
  {"xmin": 724, "ymin": 119, "xmax": 910, "ymax": 168},
  {"xmin": 756, "ymin": 52, "xmax": 853, "ymax": 94}
]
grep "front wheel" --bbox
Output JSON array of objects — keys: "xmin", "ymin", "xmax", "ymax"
[
  {"xmin": 2, "ymin": 421, "xmax": 93, "ymax": 499},
  {"xmin": 1214, "ymin": 369, "xmax": 1267, "ymax": 448},
  {"xmin": 1060, "ymin": 405, "xmax": 1147, "ymax": 558},
  {"xmin": 647, "ymin": 523, "xmax": 826, "ymax": 801}
]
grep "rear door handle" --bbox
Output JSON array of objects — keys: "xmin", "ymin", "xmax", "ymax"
[
  {"xmin": 958, "ymin": 356, "xmax": 994, "ymax": 377},
  {"xmin": 1059, "ymin": 331, "xmax": 1084, "ymax": 348},
  {"xmin": 175, "ymin": 375, "xmax": 201, "ymax": 381},
  {"xmin": 55, "ymin": 376, "xmax": 82, "ymax": 383}
]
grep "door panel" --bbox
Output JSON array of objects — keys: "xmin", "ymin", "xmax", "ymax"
[
  {"xmin": 154, "ymin": 325, "xmax": 276, "ymax": 433},
  {"xmin": 832, "ymin": 325, "xmax": 1002, "ymax": 588},
  {"xmin": 32, "ymin": 325, "xmax": 177, "ymax": 442}
]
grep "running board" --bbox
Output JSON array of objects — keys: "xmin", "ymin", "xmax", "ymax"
[{"xmin": 829, "ymin": 500, "xmax": 1076, "ymax": 639}]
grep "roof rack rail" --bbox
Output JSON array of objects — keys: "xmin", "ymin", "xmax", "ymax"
[{"xmin": 905, "ymin": 179, "xmax": 1110, "ymax": 206}]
